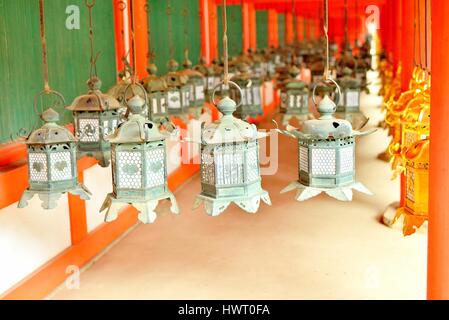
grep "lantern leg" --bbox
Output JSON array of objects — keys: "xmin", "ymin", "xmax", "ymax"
[
  {"xmin": 69, "ymin": 183, "xmax": 92, "ymax": 200},
  {"xmin": 17, "ymin": 190, "xmax": 36, "ymax": 209}
]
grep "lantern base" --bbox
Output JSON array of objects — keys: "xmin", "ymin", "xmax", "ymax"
[
  {"xmin": 18, "ymin": 183, "xmax": 91, "ymax": 210},
  {"xmin": 100, "ymin": 192, "xmax": 179, "ymax": 224},
  {"xmin": 281, "ymin": 181, "xmax": 373, "ymax": 202},
  {"xmin": 382, "ymin": 203, "xmax": 428, "ymax": 235},
  {"xmin": 193, "ymin": 190, "xmax": 271, "ymax": 217}
]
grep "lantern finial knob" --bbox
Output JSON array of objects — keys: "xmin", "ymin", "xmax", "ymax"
[
  {"xmin": 147, "ymin": 63, "xmax": 158, "ymax": 75},
  {"xmin": 217, "ymin": 96, "xmax": 237, "ymax": 116},
  {"xmin": 87, "ymin": 76, "xmax": 102, "ymax": 91},
  {"xmin": 40, "ymin": 108, "xmax": 60, "ymax": 123},
  {"xmin": 167, "ymin": 59, "xmax": 179, "ymax": 72},
  {"xmin": 317, "ymin": 94, "xmax": 336, "ymax": 119},
  {"xmin": 127, "ymin": 95, "xmax": 145, "ymax": 115}
]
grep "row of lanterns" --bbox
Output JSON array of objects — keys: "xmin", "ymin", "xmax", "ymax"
[{"xmin": 18, "ymin": 0, "xmax": 374, "ymax": 224}]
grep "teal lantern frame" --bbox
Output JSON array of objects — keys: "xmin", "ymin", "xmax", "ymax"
[
  {"xmin": 100, "ymin": 84, "xmax": 178, "ymax": 224},
  {"xmin": 230, "ymin": 63, "xmax": 263, "ymax": 119},
  {"xmin": 277, "ymin": 79, "xmax": 374, "ymax": 202},
  {"xmin": 192, "ymin": 81, "xmax": 271, "ymax": 217},
  {"xmin": 19, "ymin": 91, "xmax": 91, "ymax": 210}
]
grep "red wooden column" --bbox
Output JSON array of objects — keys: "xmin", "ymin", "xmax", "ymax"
[
  {"xmin": 268, "ymin": 9, "xmax": 278, "ymax": 48},
  {"xmin": 209, "ymin": 0, "xmax": 218, "ymax": 61},
  {"xmin": 249, "ymin": 3, "xmax": 256, "ymax": 50},
  {"xmin": 285, "ymin": 12, "xmax": 294, "ymax": 45},
  {"xmin": 392, "ymin": 0, "xmax": 402, "ymax": 71},
  {"xmin": 133, "ymin": 0, "xmax": 149, "ymax": 79},
  {"xmin": 242, "ymin": 1, "xmax": 250, "ymax": 53},
  {"xmin": 428, "ymin": 0, "xmax": 449, "ymax": 300},
  {"xmin": 401, "ymin": 0, "xmax": 414, "ymax": 89},
  {"xmin": 199, "ymin": 0, "xmax": 211, "ymax": 63},
  {"xmin": 296, "ymin": 15, "xmax": 304, "ymax": 42},
  {"xmin": 113, "ymin": 0, "xmax": 130, "ymax": 76}
]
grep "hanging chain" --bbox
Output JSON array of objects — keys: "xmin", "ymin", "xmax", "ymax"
[
  {"xmin": 39, "ymin": 0, "xmax": 50, "ymax": 92},
  {"xmin": 167, "ymin": 0, "xmax": 174, "ymax": 59},
  {"xmin": 144, "ymin": 1, "xmax": 155, "ymax": 65},
  {"xmin": 291, "ymin": 0, "xmax": 296, "ymax": 43},
  {"xmin": 85, "ymin": 0, "xmax": 98, "ymax": 79},
  {"xmin": 323, "ymin": 0, "xmax": 330, "ymax": 79},
  {"xmin": 222, "ymin": 0, "xmax": 229, "ymax": 85},
  {"xmin": 182, "ymin": 5, "xmax": 189, "ymax": 55}
]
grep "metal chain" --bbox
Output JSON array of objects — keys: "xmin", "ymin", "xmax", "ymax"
[
  {"xmin": 38, "ymin": 0, "xmax": 50, "ymax": 91},
  {"xmin": 344, "ymin": 0, "xmax": 348, "ymax": 47},
  {"xmin": 222, "ymin": 0, "xmax": 229, "ymax": 85},
  {"xmin": 85, "ymin": 0, "xmax": 98, "ymax": 79},
  {"xmin": 167, "ymin": 0, "xmax": 174, "ymax": 59},
  {"xmin": 323, "ymin": 0, "xmax": 330, "ymax": 79}
]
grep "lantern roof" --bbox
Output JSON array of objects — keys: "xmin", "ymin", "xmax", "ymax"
[
  {"xmin": 67, "ymin": 77, "xmax": 121, "ymax": 112},
  {"xmin": 281, "ymin": 94, "xmax": 374, "ymax": 140},
  {"xmin": 231, "ymin": 63, "xmax": 261, "ymax": 83},
  {"xmin": 164, "ymin": 59, "xmax": 189, "ymax": 88},
  {"xmin": 201, "ymin": 96, "xmax": 267, "ymax": 144},
  {"xmin": 27, "ymin": 108, "xmax": 76, "ymax": 145},
  {"xmin": 193, "ymin": 59, "xmax": 211, "ymax": 76},
  {"xmin": 107, "ymin": 95, "xmax": 166, "ymax": 143},
  {"xmin": 338, "ymin": 68, "xmax": 361, "ymax": 88}
]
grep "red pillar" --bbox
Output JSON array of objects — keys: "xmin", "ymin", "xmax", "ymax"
[
  {"xmin": 268, "ymin": 9, "xmax": 278, "ymax": 48},
  {"xmin": 133, "ymin": 0, "xmax": 149, "ymax": 79},
  {"xmin": 113, "ymin": 0, "xmax": 130, "ymax": 76},
  {"xmin": 209, "ymin": 0, "xmax": 218, "ymax": 61},
  {"xmin": 392, "ymin": 0, "xmax": 402, "ymax": 71},
  {"xmin": 249, "ymin": 3, "xmax": 256, "ymax": 50},
  {"xmin": 242, "ymin": 1, "xmax": 250, "ymax": 53},
  {"xmin": 428, "ymin": 0, "xmax": 449, "ymax": 300},
  {"xmin": 285, "ymin": 12, "xmax": 294, "ymax": 45},
  {"xmin": 401, "ymin": 0, "xmax": 414, "ymax": 90},
  {"xmin": 296, "ymin": 15, "xmax": 304, "ymax": 42},
  {"xmin": 199, "ymin": 0, "xmax": 211, "ymax": 64}
]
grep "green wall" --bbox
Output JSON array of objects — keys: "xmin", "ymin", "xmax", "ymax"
[
  {"xmin": 0, "ymin": 0, "xmax": 116, "ymax": 144},
  {"xmin": 217, "ymin": 4, "xmax": 242, "ymax": 58},
  {"xmin": 147, "ymin": 0, "xmax": 201, "ymax": 75},
  {"xmin": 278, "ymin": 13, "xmax": 285, "ymax": 47},
  {"xmin": 256, "ymin": 10, "xmax": 268, "ymax": 49}
]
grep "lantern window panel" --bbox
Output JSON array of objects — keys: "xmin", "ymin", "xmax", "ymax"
[
  {"xmin": 245, "ymin": 142, "xmax": 260, "ymax": 183},
  {"xmin": 167, "ymin": 90, "xmax": 182, "ymax": 109},
  {"xmin": 189, "ymin": 84, "xmax": 195, "ymax": 102},
  {"xmin": 302, "ymin": 94, "xmax": 309, "ymax": 109},
  {"xmin": 339, "ymin": 146, "xmax": 354, "ymax": 174},
  {"xmin": 182, "ymin": 90, "xmax": 190, "ymax": 107},
  {"xmin": 49, "ymin": 151, "xmax": 73, "ymax": 181},
  {"xmin": 299, "ymin": 146, "xmax": 309, "ymax": 173},
  {"xmin": 29, "ymin": 152, "xmax": 48, "ymax": 182},
  {"xmin": 253, "ymin": 86, "xmax": 261, "ymax": 105},
  {"xmin": 346, "ymin": 90, "xmax": 360, "ymax": 108},
  {"xmin": 406, "ymin": 170, "xmax": 415, "ymax": 202},
  {"xmin": 79, "ymin": 118, "xmax": 100, "ymax": 142},
  {"xmin": 201, "ymin": 149, "xmax": 215, "ymax": 185},
  {"xmin": 145, "ymin": 147, "xmax": 165, "ymax": 188},
  {"xmin": 116, "ymin": 150, "xmax": 143, "ymax": 189},
  {"xmin": 160, "ymin": 97, "xmax": 167, "ymax": 113},
  {"xmin": 196, "ymin": 84, "xmax": 205, "ymax": 100},
  {"xmin": 311, "ymin": 148, "xmax": 336, "ymax": 175},
  {"xmin": 214, "ymin": 144, "xmax": 245, "ymax": 185}
]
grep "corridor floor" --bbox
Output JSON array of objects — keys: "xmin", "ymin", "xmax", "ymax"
[{"xmin": 49, "ymin": 92, "xmax": 427, "ymax": 300}]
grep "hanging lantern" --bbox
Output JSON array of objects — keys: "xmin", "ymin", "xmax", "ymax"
[
  {"xmin": 192, "ymin": 82, "xmax": 271, "ymax": 216},
  {"xmin": 277, "ymin": 80, "xmax": 374, "ymax": 201},
  {"xmin": 180, "ymin": 52, "xmax": 206, "ymax": 118},
  {"xmin": 335, "ymin": 67, "xmax": 368, "ymax": 128},
  {"xmin": 141, "ymin": 64, "xmax": 170, "ymax": 122},
  {"xmin": 395, "ymin": 139, "xmax": 429, "ymax": 235},
  {"xmin": 164, "ymin": 59, "xmax": 190, "ymax": 116},
  {"xmin": 230, "ymin": 63, "xmax": 263, "ymax": 119},
  {"xmin": 67, "ymin": 77, "xmax": 121, "ymax": 167},
  {"xmin": 19, "ymin": 92, "xmax": 91, "ymax": 209},
  {"xmin": 279, "ymin": 65, "xmax": 311, "ymax": 125},
  {"xmin": 100, "ymin": 84, "xmax": 178, "ymax": 224}
]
